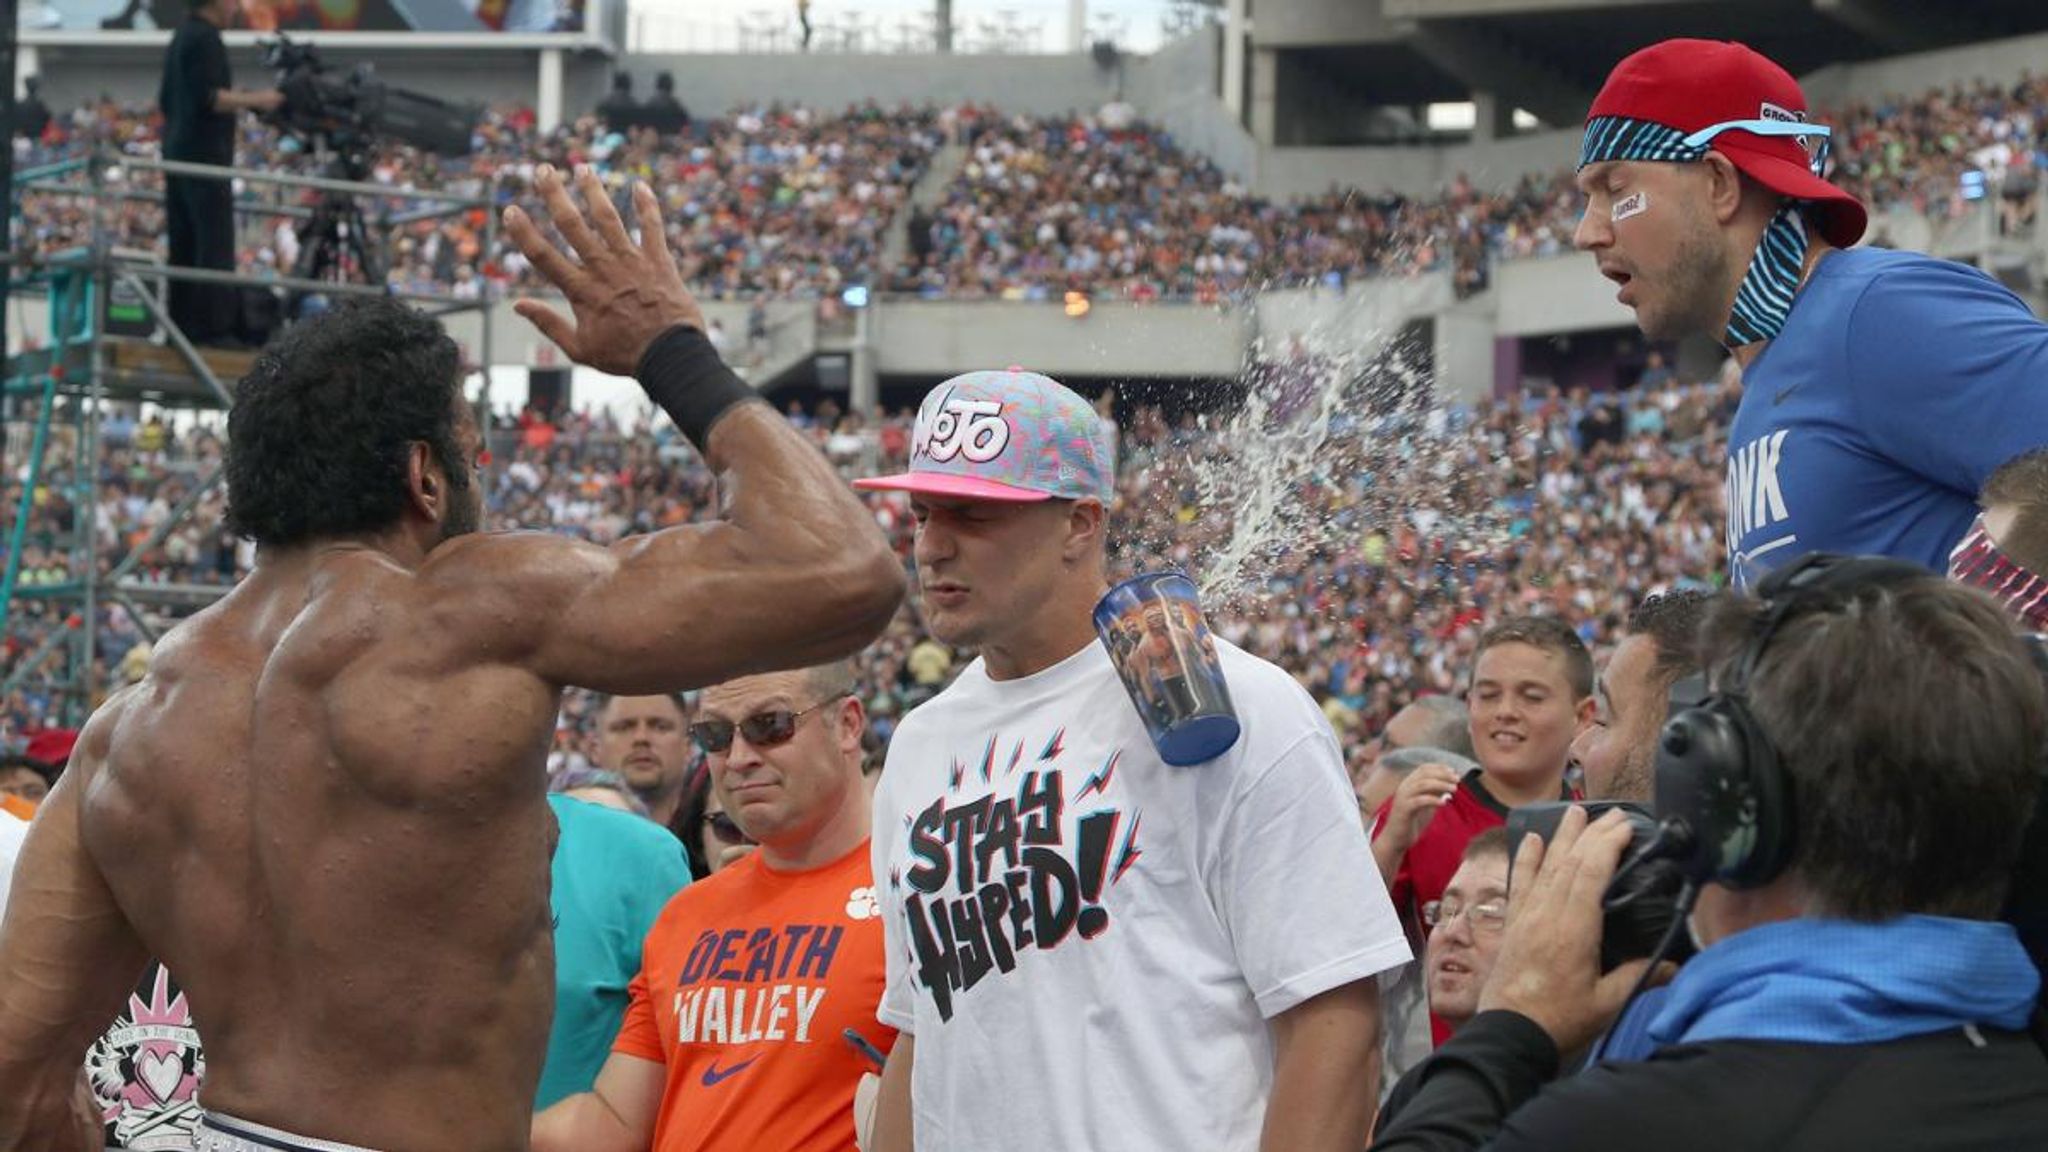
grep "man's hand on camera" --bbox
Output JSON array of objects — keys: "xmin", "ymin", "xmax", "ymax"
[
  {"xmin": 1479, "ymin": 807, "xmax": 1674, "ymax": 1056},
  {"xmin": 504, "ymin": 164, "xmax": 705, "ymax": 377}
]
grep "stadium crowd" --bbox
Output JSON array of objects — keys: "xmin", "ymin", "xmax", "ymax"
[
  {"xmin": 15, "ymin": 100, "xmax": 945, "ymax": 302},
  {"xmin": 6, "ymin": 30, "xmax": 2048, "ymax": 1152},
  {"xmin": 8, "ymin": 53, "xmax": 2038, "ymax": 784},
  {"xmin": 6, "ymin": 66, "xmax": 2043, "ymax": 305},
  {"xmin": 2, "ymin": 359, "xmax": 1733, "ymax": 776}
]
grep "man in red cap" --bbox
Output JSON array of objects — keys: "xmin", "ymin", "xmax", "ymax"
[{"xmin": 1572, "ymin": 39, "xmax": 2048, "ymax": 590}]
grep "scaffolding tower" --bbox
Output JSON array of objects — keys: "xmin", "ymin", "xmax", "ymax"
[{"xmin": 1, "ymin": 150, "xmax": 497, "ymax": 728}]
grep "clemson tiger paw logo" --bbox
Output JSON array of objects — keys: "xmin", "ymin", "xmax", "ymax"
[{"xmin": 846, "ymin": 886, "xmax": 880, "ymax": 920}]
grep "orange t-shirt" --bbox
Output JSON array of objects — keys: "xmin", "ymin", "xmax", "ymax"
[
  {"xmin": 615, "ymin": 839, "xmax": 895, "ymax": 1152},
  {"xmin": 0, "ymin": 795, "xmax": 36, "ymax": 823}
]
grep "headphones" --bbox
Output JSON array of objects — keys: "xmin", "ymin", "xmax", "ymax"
[{"xmin": 1652, "ymin": 553, "xmax": 1934, "ymax": 890}]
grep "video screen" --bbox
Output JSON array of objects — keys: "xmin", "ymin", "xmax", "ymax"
[{"xmin": 22, "ymin": 0, "xmax": 585, "ymax": 34}]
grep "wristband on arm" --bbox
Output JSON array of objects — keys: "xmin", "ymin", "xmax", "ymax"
[{"xmin": 634, "ymin": 324, "xmax": 762, "ymax": 452}]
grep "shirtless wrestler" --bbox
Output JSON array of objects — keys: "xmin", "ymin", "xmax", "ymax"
[{"xmin": 0, "ymin": 164, "xmax": 906, "ymax": 1152}]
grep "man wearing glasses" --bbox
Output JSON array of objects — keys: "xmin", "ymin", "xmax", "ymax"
[
  {"xmin": 1572, "ymin": 39, "xmax": 2048, "ymax": 590},
  {"xmin": 533, "ymin": 661, "xmax": 895, "ymax": 1152},
  {"xmin": 1375, "ymin": 829, "xmax": 1511, "ymax": 1130}
]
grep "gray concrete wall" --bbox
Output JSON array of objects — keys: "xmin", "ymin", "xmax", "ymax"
[
  {"xmin": 1252, "ymin": 274, "xmax": 1453, "ymax": 350},
  {"xmin": 1491, "ymin": 251, "xmax": 1631, "ymax": 337},
  {"xmin": 1128, "ymin": 27, "xmax": 1256, "ymax": 181},
  {"xmin": 1432, "ymin": 307, "xmax": 1496, "ymax": 402},
  {"xmin": 1801, "ymin": 31, "xmax": 2048, "ymax": 111},
  {"xmin": 1257, "ymin": 125, "xmax": 1577, "ymax": 199},
  {"xmin": 628, "ymin": 51, "xmax": 1121, "ymax": 119},
  {"xmin": 871, "ymin": 299, "xmax": 1251, "ymax": 378},
  {"xmin": 1252, "ymin": 0, "xmax": 1402, "ymax": 49}
]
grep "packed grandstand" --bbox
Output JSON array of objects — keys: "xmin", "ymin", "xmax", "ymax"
[
  {"xmin": 3, "ymin": 25, "xmax": 2045, "ymax": 764},
  {"xmin": 8, "ymin": 66, "xmax": 2042, "ymax": 305}
]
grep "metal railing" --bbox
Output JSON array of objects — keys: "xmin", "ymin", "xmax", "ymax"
[{"xmin": 0, "ymin": 150, "xmax": 497, "ymax": 722}]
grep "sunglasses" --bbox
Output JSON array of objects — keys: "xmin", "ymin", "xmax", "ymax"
[
  {"xmin": 1681, "ymin": 118, "xmax": 1833, "ymax": 178},
  {"xmin": 703, "ymin": 810, "xmax": 752, "ymax": 846},
  {"xmin": 689, "ymin": 693, "xmax": 849, "ymax": 755}
]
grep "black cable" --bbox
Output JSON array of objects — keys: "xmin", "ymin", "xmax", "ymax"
[{"xmin": 1590, "ymin": 879, "xmax": 1699, "ymax": 1066}]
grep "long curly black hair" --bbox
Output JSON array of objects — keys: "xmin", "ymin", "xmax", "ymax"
[{"xmin": 225, "ymin": 298, "xmax": 469, "ymax": 547}]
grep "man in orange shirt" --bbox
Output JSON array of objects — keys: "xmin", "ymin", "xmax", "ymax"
[{"xmin": 533, "ymin": 659, "xmax": 893, "ymax": 1152}]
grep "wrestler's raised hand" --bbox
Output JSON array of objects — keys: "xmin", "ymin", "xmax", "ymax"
[{"xmin": 504, "ymin": 164, "xmax": 703, "ymax": 377}]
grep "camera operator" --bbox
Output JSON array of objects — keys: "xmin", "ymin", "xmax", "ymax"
[
  {"xmin": 1542, "ymin": 589, "xmax": 1717, "ymax": 1066},
  {"xmin": 159, "ymin": 0, "xmax": 282, "ymax": 347},
  {"xmin": 1372, "ymin": 561, "xmax": 2048, "ymax": 1151}
]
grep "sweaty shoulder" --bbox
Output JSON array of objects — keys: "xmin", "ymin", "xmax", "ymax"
[
  {"xmin": 414, "ymin": 529, "xmax": 603, "ymax": 599},
  {"xmin": 401, "ymin": 530, "xmax": 603, "ymax": 653}
]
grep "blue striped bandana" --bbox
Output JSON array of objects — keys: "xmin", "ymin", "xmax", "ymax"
[{"xmin": 1579, "ymin": 115, "xmax": 1815, "ymax": 347}]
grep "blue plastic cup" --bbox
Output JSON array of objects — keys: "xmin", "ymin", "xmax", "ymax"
[{"xmin": 1092, "ymin": 572, "xmax": 1241, "ymax": 766}]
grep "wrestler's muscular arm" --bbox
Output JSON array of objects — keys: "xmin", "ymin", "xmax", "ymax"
[
  {"xmin": 435, "ymin": 166, "xmax": 905, "ymax": 691},
  {"xmin": 0, "ymin": 689, "xmax": 152, "ymax": 1152}
]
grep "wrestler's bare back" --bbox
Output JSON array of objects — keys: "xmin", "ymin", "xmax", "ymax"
[
  {"xmin": 82, "ymin": 548, "xmax": 561, "ymax": 1149},
  {"xmin": 0, "ymin": 164, "xmax": 907, "ymax": 1152}
]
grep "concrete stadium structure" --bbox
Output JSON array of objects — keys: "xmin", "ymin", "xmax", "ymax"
[{"xmin": 15, "ymin": 2, "xmax": 2048, "ymax": 408}]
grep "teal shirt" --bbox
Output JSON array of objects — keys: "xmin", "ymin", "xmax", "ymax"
[{"xmin": 538, "ymin": 794, "xmax": 691, "ymax": 1109}]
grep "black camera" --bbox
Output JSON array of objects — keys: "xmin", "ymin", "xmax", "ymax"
[
  {"xmin": 261, "ymin": 33, "xmax": 477, "ymax": 158},
  {"xmin": 1505, "ymin": 801, "xmax": 1697, "ymax": 973}
]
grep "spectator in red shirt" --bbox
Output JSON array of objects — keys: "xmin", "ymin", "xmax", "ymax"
[{"xmin": 1370, "ymin": 615, "xmax": 1593, "ymax": 1045}]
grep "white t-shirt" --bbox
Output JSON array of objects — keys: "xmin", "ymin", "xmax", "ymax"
[
  {"xmin": 872, "ymin": 639, "xmax": 1409, "ymax": 1152},
  {"xmin": 0, "ymin": 810, "xmax": 29, "ymax": 920}
]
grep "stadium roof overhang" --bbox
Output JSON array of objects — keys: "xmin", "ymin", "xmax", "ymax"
[{"xmin": 1266, "ymin": 0, "xmax": 2048, "ymax": 129}]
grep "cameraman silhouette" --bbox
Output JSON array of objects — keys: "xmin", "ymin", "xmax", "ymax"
[{"xmin": 159, "ymin": 0, "xmax": 281, "ymax": 347}]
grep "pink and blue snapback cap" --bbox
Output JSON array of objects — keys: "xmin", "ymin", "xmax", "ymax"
[{"xmin": 854, "ymin": 369, "xmax": 1115, "ymax": 503}]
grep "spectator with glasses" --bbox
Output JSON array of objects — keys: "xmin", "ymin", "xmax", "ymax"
[
  {"xmin": 533, "ymin": 660, "xmax": 895, "ymax": 1152},
  {"xmin": 1378, "ymin": 829, "xmax": 1512, "ymax": 1130},
  {"xmin": 0, "ymin": 754, "xmax": 56, "ymax": 810},
  {"xmin": 668, "ymin": 762, "xmax": 757, "ymax": 880}
]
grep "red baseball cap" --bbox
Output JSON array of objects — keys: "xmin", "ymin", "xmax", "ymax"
[{"xmin": 1586, "ymin": 39, "xmax": 1867, "ymax": 249}]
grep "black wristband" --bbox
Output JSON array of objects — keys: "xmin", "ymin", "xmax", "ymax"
[{"xmin": 634, "ymin": 324, "xmax": 761, "ymax": 452}]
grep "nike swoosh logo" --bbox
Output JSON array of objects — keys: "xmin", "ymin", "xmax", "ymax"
[{"xmin": 701, "ymin": 1057, "xmax": 757, "ymax": 1087}]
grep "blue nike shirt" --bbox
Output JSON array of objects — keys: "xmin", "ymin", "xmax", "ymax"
[{"xmin": 1725, "ymin": 247, "xmax": 2048, "ymax": 588}]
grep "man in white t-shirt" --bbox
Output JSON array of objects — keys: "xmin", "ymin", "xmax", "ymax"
[
  {"xmin": 0, "ymin": 808, "xmax": 27, "ymax": 920},
  {"xmin": 854, "ymin": 370, "xmax": 1410, "ymax": 1152}
]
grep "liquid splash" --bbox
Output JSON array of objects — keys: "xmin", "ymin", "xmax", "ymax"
[{"xmin": 1111, "ymin": 294, "xmax": 1508, "ymax": 620}]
